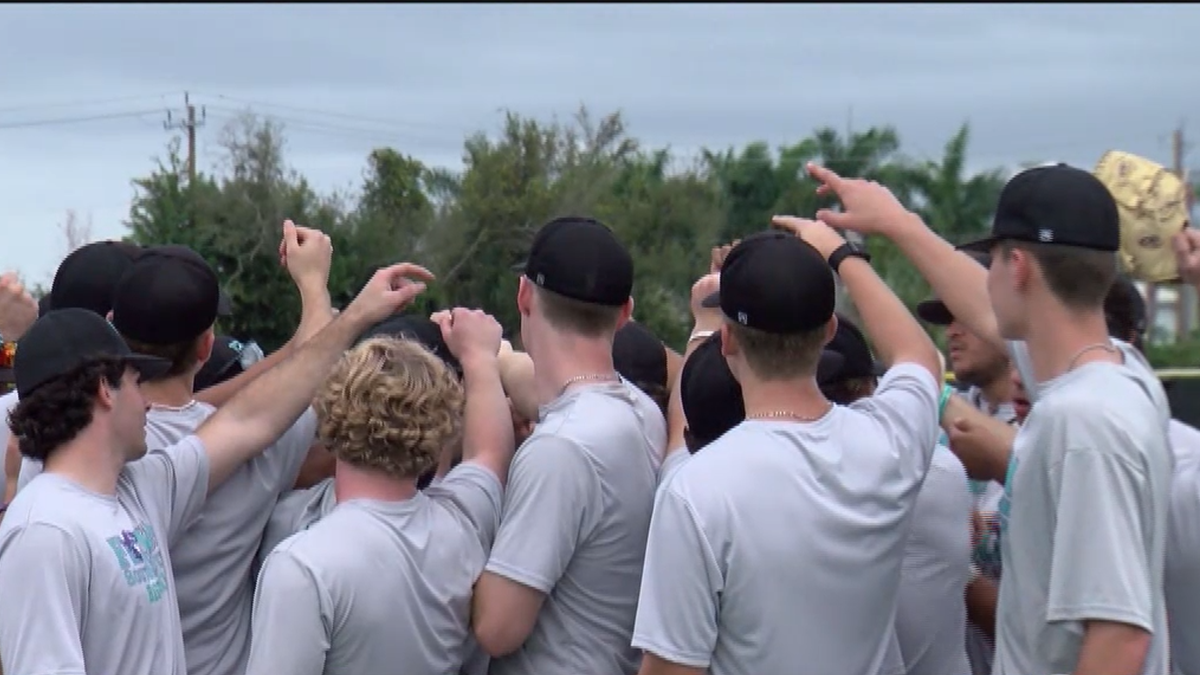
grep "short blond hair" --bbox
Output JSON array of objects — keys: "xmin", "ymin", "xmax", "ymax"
[{"xmin": 313, "ymin": 337, "xmax": 465, "ymax": 479}]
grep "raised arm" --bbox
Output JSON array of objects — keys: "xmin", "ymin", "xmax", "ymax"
[
  {"xmin": 195, "ymin": 262, "xmax": 434, "ymax": 493},
  {"xmin": 433, "ymin": 308, "xmax": 516, "ymax": 486},
  {"xmin": 196, "ymin": 221, "xmax": 335, "ymax": 407},
  {"xmin": 808, "ymin": 164, "xmax": 1004, "ymax": 353}
]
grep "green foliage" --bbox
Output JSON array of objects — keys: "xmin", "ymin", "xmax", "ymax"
[
  {"xmin": 1147, "ymin": 336, "xmax": 1200, "ymax": 369},
  {"xmin": 125, "ymin": 107, "xmax": 1009, "ymax": 352}
]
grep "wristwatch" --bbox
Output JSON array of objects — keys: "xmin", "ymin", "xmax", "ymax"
[{"xmin": 827, "ymin": 242, "xmax": 872, "ymax": 273}]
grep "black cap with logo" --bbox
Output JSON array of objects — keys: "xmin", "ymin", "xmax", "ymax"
[
  {"xmin": 522, "ymin": 216, "xmax": 634, "ymax": 307},
  {"xmin": 613, "ymin": 321, "xmax": 668, "ymax": 392},
  {"xmin": 112, "ymin": 245, "xmax": 222, "ymax": 346},
  {"xmin": 48, "ymin": 240, "xmax": 143, "ymax": 316},
  {"xmin": 355, "ymin": 314, "xmax": 463, "ymax": 378},
  {"xmin": 915, "ymin": 250, "xmax": 993, "ymax": 326},
  {"xmin": 14, "ymin": 308, "xmax": 170, "ymax": 398},
  {"xmin": 958, "ymin": 164, "xmax": 1121, "ymax": 254},
  {"xmin": 701, "ymin": 231, "xmax": 837, "ymax": 334},
  {"xmin": 817, "ymin": 313, "xmax": 885, "ymax": 385}
]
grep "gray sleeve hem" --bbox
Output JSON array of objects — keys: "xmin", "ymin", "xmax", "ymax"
[
  {"xmin": 483, "ymin": 559, "xmax": 554, "ymax": 595},
  {"xmin": 1046, "ymin": 605, "xmax": 1153, "ymax": 632},
  {"xmin": 630, "ymin": 635, "xmax": 711, "ymax": 669}
]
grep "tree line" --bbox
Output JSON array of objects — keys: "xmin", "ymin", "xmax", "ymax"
[{"xmin": 122, "ymin": 106, "xmax": 1014, "ymax": 354}]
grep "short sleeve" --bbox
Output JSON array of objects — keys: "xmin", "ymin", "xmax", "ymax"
[
  {"xmin": 1046, "ymin": 447, "xmax": 1155, "ymax": 629},
  {"xmin": 485, "ymin": 435, "xmax": 601, "ymax": 593},
  {"xmin": 0, "ymin": 524, "xmax": 88, "ymax": 675},
  {"xmin": 126, "ymin": 435, "xmax": 211, "ymax": 542},
  {"xmin": 16, "ymin": 457, "xmax": 42, "ymax": 493},
  {"xmin": 423, "ymin": 461, "xmax": 503, "ymax": 552},
  {"xmin": 245, "ymin": 547, "xmax": 330, "ymax": 675},
  {"xmin": 849, "ymin": 363, "xmax": 940, "ymax": 478},
  {"xmin": 631, "ymin": 485, "xmax": 722, "ymax": 669}
]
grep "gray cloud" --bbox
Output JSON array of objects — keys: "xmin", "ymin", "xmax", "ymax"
[{"xmin": 1, "ymin": 4, "xmax": 1197, "ymax": 283}]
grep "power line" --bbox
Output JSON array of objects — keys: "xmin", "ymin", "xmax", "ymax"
[
  {"xmin": 0, "ymin": 91, "xmax": 181, "ymax": 115},
  {"xmin": 0, "ymin": 109, "xmax": 166, "ymax": 130},
  {"xmin": 191, "ymin": 91, "xmax": 447, "ymax": 132}
]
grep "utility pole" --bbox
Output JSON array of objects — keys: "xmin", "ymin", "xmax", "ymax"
[
  {"xmin": 1172, "ymin": 126, "xmax": 1191, "ymax": 339},
  {"xmin": 163, "ymin": 92, "xmax": 206, "ymax": 185}
]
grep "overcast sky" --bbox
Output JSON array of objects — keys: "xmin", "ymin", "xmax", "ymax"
[{"xmin": 1, "ymin": 3, "xmax": 1197, "ymax": 286}]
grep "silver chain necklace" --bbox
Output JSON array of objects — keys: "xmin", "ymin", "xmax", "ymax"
[
  {"xmin": 558, "ymin": 373, "xmax": 619, "ymax": 398},
  {"xmin": 746, "ymin": 405, "xmax": 832, "ymax": 423},
  {"xmin": 1065, "ymin": 341, "xmax": 1120, "ymax": 372}
]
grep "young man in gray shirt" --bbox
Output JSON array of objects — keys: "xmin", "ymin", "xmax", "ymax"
[
  {"xmin": 471, "ymin": 216, "xmax": 666, "ymax": 675},
  {"xmin": 634, "ymin": 223, "xmax": 943, "ymax": 675},
  {"xmin": 0, "ymin": 262, "xmax": 434, "ymax": 675},
  {"xmin": 246, "ymin": 309, "xmax": 513, "ymax": 675},
  {"xmin": 818, "ymin": 162, "xmax": 1173, "ymax": 675}
]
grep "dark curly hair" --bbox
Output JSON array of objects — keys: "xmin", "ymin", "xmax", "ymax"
[{"xmin": 8, "ymin": 358, "xmax": 127, "ymax": 462}]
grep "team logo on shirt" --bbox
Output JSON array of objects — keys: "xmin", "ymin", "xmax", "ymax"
[{"xmin": 105, "ymin": 523, "xmax": 170, "ymax": 603}]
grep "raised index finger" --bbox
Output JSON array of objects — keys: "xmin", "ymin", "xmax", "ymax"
[
  {"xmin": 806, "ymin": 162, "xmax": 844, "ymax": 190},
  {"xmin": 380, "ymin": 262, "xmax": 436, "ymax": 284}
]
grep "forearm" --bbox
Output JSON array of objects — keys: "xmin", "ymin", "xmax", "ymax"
[
  {"xmin": 1073, "ymin": 620, "xmax": 1151, "ymax": 675},
  {"xmin": 460, "ymin": 355, "xmax": 516, "ymax": 485},
  {"xmin": 198, "ymin": 311, "xmax": 364, "ymax": 490},
  {"xmin": 891, "ymin": 217, "xmax": 1004, "ymax": 352},
  {"xmin": 499, "ymin": 353, "xmax": 538, "ymax": 422},
  {"xmin": 965, "ymin": 575, "xmax": 998, "ymax": 639},
  {"xmin": 837, "ymin": 256, "xmax": 940, "ymax": 378},
  {"xmin": 196, "ymin": 283, "xmax": 333, "ymax": 407}
]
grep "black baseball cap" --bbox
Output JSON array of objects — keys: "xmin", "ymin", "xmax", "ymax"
[
  {"xmin": 14, "ymin": 308, "xmax": 170, "ymax": 398},
  {"xmin": 111, "ymin": 245, "xmax": 221, "ymax": 345},
  {"xmin": 679, "ymin": 333, "xmax": 746, "ymax": 448},
  {"xmin": 48, "ymin": 240, "xmax": 143, "ymax": 316},
  {"xmin": 701, "ymin": 231, "xmax": 836, "ymax": 334},
  {"xmin": 144, "ymin": 244, "xmax": 234, "ymax": 317},
  {"xmin": 194, "ymin": 335, "xmax": 247, "ymax": 391},
  {"xmin": 1104, "ymin": 276, "xmax": 1148, "ymax": 343},
  {"xmin": 613, "ymin": 321, "xmax": 668, "ymax": 392},
  {"xmin": 522, "ymin": 216, "xmax": 634, "ymax": 307},
  {"xmin": 915, "ymin": 250, "xmax": 993, "ymax": 326},
  {"xmin": 355, "ymin": 314, "xmax": 462, "ymax": 378},
  {"xmin": 958, "ymin": 164, "xmax": 1120, "ymax": 254},
  {"xmin": 817, "ymin": 313, "xmax": 885, "ymax": 385}
]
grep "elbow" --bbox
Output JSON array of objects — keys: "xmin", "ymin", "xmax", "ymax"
[{"xmin": 473, "ymin": 612, "xmax": 522, "ymax": 658}]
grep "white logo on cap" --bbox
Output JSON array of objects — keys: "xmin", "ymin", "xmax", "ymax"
[
  {"xmin": 1038, "ymin": 229, "xmax": 1054, "ymax": 242},
  {"xmin": 535, "ymin": 273, "xmax": 545, "ymax": 285},
  {"xmin": 737, "ymin": 311, "xmax": 748, "ymax": 325}
]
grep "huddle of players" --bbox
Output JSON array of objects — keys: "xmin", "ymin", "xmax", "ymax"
[{"xmin": 0, "ymin": 159, "xmax": 1188, "ymax": 675}]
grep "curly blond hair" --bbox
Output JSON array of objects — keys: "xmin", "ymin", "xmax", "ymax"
[{"xmin": 313, "ymin": 336, "xmax": 465, "ymax": 479}]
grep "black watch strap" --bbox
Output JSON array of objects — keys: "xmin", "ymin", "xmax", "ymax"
[{"xmin": 828, "ymin": 242, "xmax": 871, "ymax": 273}]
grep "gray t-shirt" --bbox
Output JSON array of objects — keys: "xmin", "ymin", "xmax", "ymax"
[
  {"xmin": 485, "ymin": 380, "xmax": 666, "ymax": 675},
  {"xmin": 633, "ymin": 363, "xmax": 940, "ymax": 674},
  {"xmin": 0, "ymin": 436, "xmax": 210, "ymax": 675},
  {"xmin": 256, "ymin": 476, "xmax": 337, "ymax": 576},
  {"xmin": 1166, "ymin": 418, "xmax": 1200, "ymax": 675},
  {"xmin": 163, "ymin": 405, "xmax": 317, "ymax": 675},
  {"xmin": 994, "ymin": 341, "xmax": 1173, "ymax": 675},
  {"xmin": 245, "ymin": 462, "xmax": 503, "ymax": 675},
  {"xmin": 896, "ymin": 444, "xmax": 973, "ymax": 675}
]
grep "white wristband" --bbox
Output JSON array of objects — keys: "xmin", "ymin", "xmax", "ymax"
[{"xmin": 688, "ymin": 330, "xmax": 715, "ymax": 345}]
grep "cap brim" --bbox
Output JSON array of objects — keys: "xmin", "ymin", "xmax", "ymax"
[
  {"xmin": 125, "ymin": 354, "xmax": 172, "ymax": 382},
  {"xmin": 916, "ymin": 299, "xmax": 954, "ymax": 326},
  {"xmin": 815, "ymin": 350, "xmax": 847, "ymax": 386},
  {"xmin": 956, "ymin": 236, "xmax": 998, "ymax": 254},
  {"xmin": 700, "ymin": 291, "xmax": 721, "ymax": 309}
]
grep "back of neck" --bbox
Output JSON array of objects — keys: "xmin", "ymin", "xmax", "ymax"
[
  {"xmin": 141, "ymin": 375, "xmax": 196, "ymax": 409},
  {"xmin": 1023, "ymin": 307, "xmax": 1120, "ymax": 384},
  {"xmin": 43, "ymin": 427, "xmax": 124, "ymax": 495},
  {"xmin": 531, "ymin": 337, "xmax": 617, "ymax": 406},
  {"xmin": 333, "ymin": 460, "xmax": 417, "ymax": 504},
  {"xmin": 740, "ymin": 376, "xmax": 831, "ymax": 420}
]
